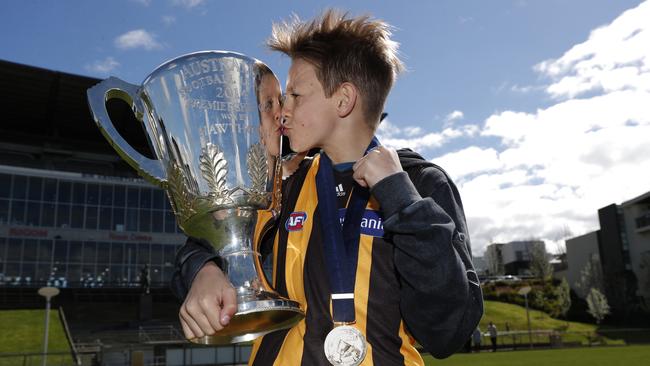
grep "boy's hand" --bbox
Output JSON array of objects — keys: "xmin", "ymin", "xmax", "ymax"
[
  {"xmin": 352, "ymin": 146, "xmax": 402, "ymax": 189},
  {"xmin": 179, "ymin": 262, "xmax": 238, "ymax": 339}
]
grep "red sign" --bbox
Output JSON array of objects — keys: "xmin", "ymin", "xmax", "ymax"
[{"xmin": 9, "ymin": 227, "xmax": 49, "ymax": 237}]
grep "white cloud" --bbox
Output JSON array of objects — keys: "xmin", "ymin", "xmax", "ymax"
[
  {"xmin": 114, "ymin": 29, "xmax": 162, "ymax": 50},
  {"xmin": 535, "ymin": 1, "xmax": 650, "ymax": 99},
  {"xmin": 173, "ymin": 0, "xmax": 206, "ymax": 9},
  {"xmin": 433, "ymin": 1, "xmax": 650, "ymax": 255},
  {"xmin": 434, "ymin": 146, "xmax": 503, "ymax": 179},
  {"xmin": 377, "ymin": 119, "xmax": 478, "ymax": 151},
  {"xmin": 510, "ymin": 84, "xmax": 539, "ymax": 93},
  {"xmin": 85, "ymin": 57, "xmax": 120, "ymax": 74},
  {"xmin": 162, "ymin": 15, "xmax": 176, "ymax": 26},
  {"xmin": 130, "ymin": 0, "xmax": 151, "ymax": 5},
  {"xmin": 444, "ymin": 110, "xmax": 464, "ymax": 125}
]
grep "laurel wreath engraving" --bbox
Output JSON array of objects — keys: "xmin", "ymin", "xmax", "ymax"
[
  {"xmin": 166, "ymin": 161, "xmax": 199, "ymax": 224},
  {"xmin": 200, "ymin": 143, "xmax": 234, "ymax": 206},
  {"xmin": 246, "ymin": 143, "xmax": 269, "ymax": 205}
]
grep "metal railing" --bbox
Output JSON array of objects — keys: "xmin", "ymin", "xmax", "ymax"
[
  {"xmin": 0, "ymin": 352, "xmax": 76, "ymax": 366},
  {"xmin": 138, "ymin": 325, "xmax": 186, "ymax": 344},
  {"xmin": 468, "ymin": 328, "xmax": 650, "ymax": 352}
]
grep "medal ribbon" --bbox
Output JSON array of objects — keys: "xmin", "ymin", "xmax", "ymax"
[{"xmin": 316, "ymin": 137, "xmax": 378, "ymax": 323}]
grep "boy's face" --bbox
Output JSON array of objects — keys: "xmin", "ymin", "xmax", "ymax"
[
  {"xmin": 282, "ymin": 58, "xmax": 337, "ymax": 153},
  {"xmin": 257, "ymin": 74, "xmax": 283, "ymax": 157}
]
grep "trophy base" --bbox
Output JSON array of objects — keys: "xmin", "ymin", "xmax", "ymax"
[{"xmin": 189, "ymin": 296, "xmax": 304, "ymax": 345}]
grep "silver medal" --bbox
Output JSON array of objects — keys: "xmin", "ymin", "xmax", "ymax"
[{"xmin": 324, "ymin": 325, "xmax": 367, "ymax": 366}]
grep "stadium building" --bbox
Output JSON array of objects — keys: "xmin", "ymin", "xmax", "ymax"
[{"xmin": 0, "ymin": 59, "xmax": 253, "ymax": 365}]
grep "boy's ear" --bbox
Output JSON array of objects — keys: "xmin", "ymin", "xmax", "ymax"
[{"xmin": 335, "ymin": 82, "xmax": 357, "ymax": 117}]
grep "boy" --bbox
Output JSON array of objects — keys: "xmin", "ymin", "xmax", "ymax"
[{"xmin": 172, "ymin": 10, "xmax": 482, "ymax": 365}]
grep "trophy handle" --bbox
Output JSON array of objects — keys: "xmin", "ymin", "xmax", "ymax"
[{"xmin": 87, "ymin": 77, "xmax": 166, "ymax": 186}]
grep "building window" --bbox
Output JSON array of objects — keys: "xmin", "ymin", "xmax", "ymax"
[
  {"xmin": 72, "ymin": 182, "xmax": 86, "ymax": 204},
  {"xmin": 86, "ymin": 184, "xmax": 99, "ymax": 205},
  {"xmin": 58, "ymin": 181, "xmax": 72, "ymax": 203},
  {"xmin": 26, "ymin": 202, "xmax": 41, "ymax": 226},
  {"xmin": 43, "ymin": 178, "xmax": 57, "ymax": 202},
  {"xmin": 41, "ymin": 203, "xmax": 55, "ymax": 227},
  {"xmin": 10, "ymin": 200, "xmax": 26, "ymax": 225},
  {"xmin": 12, "ymin": 176, "xmax": 27, "ymax": 200},
  {"xmin": 85, "ymin": 205, "xmax": 98, "ymax": 230},
  {"xmin": 0, "ymin": 173, "xmax": 11, "ymax": 198},
  {"xmin": 56, "ymin": 204, "xmax": 70, "ymax": 228},
  {"xmin": 28, "ymin": 177, "xmax": 43, "ymax": 201},
  {"xmin": 23, "ymin": 239, "xmax": 38, "ymax": 261},
  {"xmin": 0, "ymin": 199, "xmax": 9, "ymax": 225}
]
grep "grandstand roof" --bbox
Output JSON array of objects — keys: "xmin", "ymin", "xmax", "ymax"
[{"xmin": 0, "ymin": 59, "xmax": 152, "ymax": 158}]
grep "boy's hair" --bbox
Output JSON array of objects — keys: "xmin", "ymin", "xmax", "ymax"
[
  {"xmin": 267, "ymin": 9, "xmax": 404, "ymax": 128},
  {"xmin": 254, "ymin": 61, "xmax": 275, "ymax": 100}
]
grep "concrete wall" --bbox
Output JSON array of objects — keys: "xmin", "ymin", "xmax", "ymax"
[
  {"xmin": 566, "ymin": 231, "xmax": 600, "ymax": 298},
  {"xmin": 622, "ymin": 197, "xmax": 650, "ymax": 306}
]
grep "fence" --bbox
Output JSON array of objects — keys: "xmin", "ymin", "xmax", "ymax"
[
  {"xmin": 0, "ymin": 352, "xmax": 76, "ymax": 366},
  {"xmin": 470, "ymin": 328, "xmax": 650, "ymax": 352}
]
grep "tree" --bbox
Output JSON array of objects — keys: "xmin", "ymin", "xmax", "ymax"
[
  {"xmin": 553, "ymin": 278, "xmax": 572, "ymax": 319},
  {"xmin": 530, "ymin": 242, "xmax": 553, "ymax": 282},
  {"xmin": 586, "ymin": 287, "xmax": 610, "ymax": 324},
  {"xmin": 575, "ymin": 254, "xmax": 604, "ymax": 296}
]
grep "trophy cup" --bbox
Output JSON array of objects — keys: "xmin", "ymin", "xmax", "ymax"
[{"xmin": 87, "ymin": 51, "xmax": 304, "ymax": 344}]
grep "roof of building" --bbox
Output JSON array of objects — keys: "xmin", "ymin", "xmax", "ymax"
[
  {"xmin": 621, "ymin": 190, "xmax": 650, "ymax": 207},
  {"xmin": 0, "ymin": 59, "xmax": 153, "ymax": 176}
]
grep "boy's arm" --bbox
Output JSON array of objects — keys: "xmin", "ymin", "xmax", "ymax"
[
  {"xmin": 170, "ymin": 237, "xmax": 222, "ymax": 300},
  {"xmin": 371, "ymin": 166, "xmax": 483, "ymax": 359},
  {"xmin": 171, "ymin": 238, "xmax": 236, "ymax": 339}
]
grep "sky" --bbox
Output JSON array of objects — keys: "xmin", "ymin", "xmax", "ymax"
[{"xmin": 1, "ymin": 0, "xmax": 649, "ymax": 255}]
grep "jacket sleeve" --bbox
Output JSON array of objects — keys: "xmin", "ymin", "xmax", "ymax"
[
  {"xmin": 170, "ymin": 237, "xmax": 221, "ymax": 301},
  {"xmin": 371, "ymin": 167, "xmax": 483, "ymax": 359}
]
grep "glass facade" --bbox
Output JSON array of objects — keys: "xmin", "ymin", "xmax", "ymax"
[
  {"xmin": 0, "ymin": 172, "xmax": 181, "ymax": 234},
  {"xmin": 0, "ymin": 170, "xmax": 184, "ymax": 288},
  {"xmin": 0, "ymin": 237, "xmax": 179, "ymax": 288}
]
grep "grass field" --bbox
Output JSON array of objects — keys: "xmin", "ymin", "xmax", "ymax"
[
  {"xmin": 423, "ymin": 345, "xmax": 650, "ymax": 366},
  {"xmin": 0, "ymin": 309, "xmax": 74, "ymax": 365},
  {"xmin": 480, "ymin": 300, "xmax": 595, "ymax": 333},
  {"xmin": 477, "ymin": 301, "xmax": 620, "ymax": 346}
]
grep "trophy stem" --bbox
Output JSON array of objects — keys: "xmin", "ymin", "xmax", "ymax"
[{"xmin": 190, "ymin": 208, "xmax": 304, "ymax": 345}]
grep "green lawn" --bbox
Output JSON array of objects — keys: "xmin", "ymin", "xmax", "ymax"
[
  {"xmin": 480, "ymin": 300, "xmax": 595, "ymax": 333},
  {"xmin": 478, "ymin": 301, "xmax": 618, "ymax": 345},
  {"xmin": 423, "ymin": 345, "xmax": 650, "ymax": 366},
  {"xmin": 0, "ymin": 309, "xmax": 74, "ymax": 365}
]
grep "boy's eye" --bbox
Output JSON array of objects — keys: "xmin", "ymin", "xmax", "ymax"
[{"xmin": 258, "ymin": 99, "xmax": 275, "ymax": 113}]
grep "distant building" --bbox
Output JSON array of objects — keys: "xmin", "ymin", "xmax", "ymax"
[
  {"xmin": 0, "ymin": 59, "xmax": 185, "ymax": 290},
  {"xmin": 622, "ymin": 192, "xmax": 650, "ymax": 310},
  {"xmin": 566, "ymin": 231, "xmax": 601, "ymax": 298},
  {"xmin": 472, "ymin": 256, "xmax": 488, "ymax": 277},
  {"xmin": 565, "ymin": 191, "xmax": 650, "ymax": 315},
  {"xmin": 485, "ymin": 243, "xmax": 503, "ymax": 276},
  {"xmin": 485, "ymin": 240, "xmax": 545, "ymax": 276}
]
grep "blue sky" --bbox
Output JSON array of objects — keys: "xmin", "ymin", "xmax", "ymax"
[{"xmin": 1, "ymin": 0, "xmax": 649, "ymax": 254}]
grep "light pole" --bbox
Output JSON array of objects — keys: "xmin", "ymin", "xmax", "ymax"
[
  {"xmin": 518, "ymin": 286, "xmax": 533, "ymax": 349},
  {"xmin": 38, "ymin": 287, "xmax": 60, "ymax": 366}
]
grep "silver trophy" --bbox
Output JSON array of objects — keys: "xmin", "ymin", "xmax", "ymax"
[{"xmin": 87, "ymin": 51, "xmax": 304, "ymax": 344}]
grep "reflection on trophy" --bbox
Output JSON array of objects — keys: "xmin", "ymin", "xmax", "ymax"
[{"xmin": 86, "ymin": 51, "xmax": 304, "ymax": 344}]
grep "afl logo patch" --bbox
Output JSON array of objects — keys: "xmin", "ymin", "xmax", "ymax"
[{"xmin": 286, "ymin": 212, "xmax": 308, "ymax": 231}]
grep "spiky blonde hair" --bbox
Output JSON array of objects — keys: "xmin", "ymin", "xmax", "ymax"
[{"xmin": 268, "ymin": 9, "xmax": 404, "ymax": 128}]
